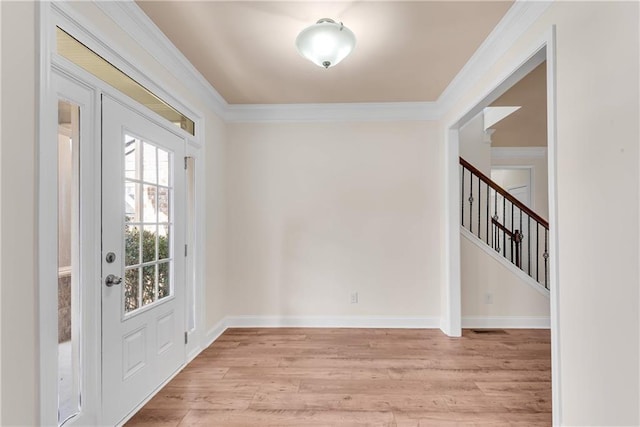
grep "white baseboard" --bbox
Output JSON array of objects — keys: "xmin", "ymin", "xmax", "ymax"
[
  {"xmin": 203, "ymin": 315, "xmax": 549, "ymax": 348},
  {"xmin": 462, "ymin": 316, "xmax": 550, "ymax": 329},
  {"xmin": 201, "ymin": 316, "xmax": 441, "ymax": 351},
  {"xmin": 223, "ymin": 315, "xmax": 441, "ymax": 329},
  {"xmin": 203, "ymin": 317, "xmax": 229, "ymax": 349}
]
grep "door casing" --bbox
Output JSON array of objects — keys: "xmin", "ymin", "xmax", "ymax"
[{"xmin": 39, "ymin": 4, "xmax": 206, "ymax": 424}]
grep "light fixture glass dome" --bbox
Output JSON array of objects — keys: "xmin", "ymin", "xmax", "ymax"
[{"xmin": 295, "ymin": 18, "xmax": 356, "ymax": 69}]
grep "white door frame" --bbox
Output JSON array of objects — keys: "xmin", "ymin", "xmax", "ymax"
[
  {"xmin": 37, "ymin": 3, "xmax": 206, "ymax": 424},
  {"xmin": 491, "ymin": 165, "xmax": 535, "ymax": 210},
  {"xmin": 442, "ymin": 28, "xmax": 561, "ymax": 425}
]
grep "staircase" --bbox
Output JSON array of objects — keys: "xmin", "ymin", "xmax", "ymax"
[{"xmin": 460, "ymin": 157, "xmax": 550, "ymax": 290}]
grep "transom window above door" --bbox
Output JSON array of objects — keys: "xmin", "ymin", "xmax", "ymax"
[{"xmin": 56, "ymin": 27, "xmax": 195, "ymax": 136}]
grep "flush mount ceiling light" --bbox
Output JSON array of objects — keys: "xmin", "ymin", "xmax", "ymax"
[{"xmin": 295, "ymin": 18, "xmax": 356, "ymax": 69}]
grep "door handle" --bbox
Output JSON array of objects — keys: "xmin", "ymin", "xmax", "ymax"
[{"xmin": 105, "ymin": 274, "xmax": 123, "ymax": 287}]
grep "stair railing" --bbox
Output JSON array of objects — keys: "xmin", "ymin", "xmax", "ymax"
[{"xmin": 460, "ymin": 157, "xmax": 550, "ymax": 290}]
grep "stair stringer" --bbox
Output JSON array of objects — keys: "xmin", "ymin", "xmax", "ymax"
[
  {"xmin": 461, "ymin": 226, "xmax": 550, "ymax": 298},
  {"xmin": 460, "ymin": 226, "xmax": 550, "ymax": 329}
]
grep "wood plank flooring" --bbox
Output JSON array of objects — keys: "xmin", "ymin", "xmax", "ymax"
[{"xmin": 126, "ymin": 328, "xmax": 551, "ymax": 426}]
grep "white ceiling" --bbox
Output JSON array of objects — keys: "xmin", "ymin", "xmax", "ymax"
[{"xmin": 136, "ymin": 1, "xmax": 513, "ymax": 105}]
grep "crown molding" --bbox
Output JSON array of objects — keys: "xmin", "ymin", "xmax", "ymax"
[
  {"xmin": 88, "ymin": 0, "xmax": 552, "ymax": 123},
  {"xmin": 436, "ymin": 0, "xmax": 553, "ymax": 114},
  {"xmin": 225, "ymin": 102, "xmax": 440, "ymax": 123},
  {"xmin": 94, "ymin": 1, "xmax": 228, "ymax": 119},
  {"xmin": 491, "ymin": 147, "xmax": 548, "ymax": 159}
]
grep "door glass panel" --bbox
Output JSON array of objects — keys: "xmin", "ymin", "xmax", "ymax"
[
  {"xmin": 142, "ymin": 225, "xmax": 157, "ymax": 264},
  {"xmin": 143, "ymin": 184, "xmax": 157, "ymax": 223},
  {"xmin": 143, "ymin": 143, "xmax": 157, "ymax": 184},
  {"xmin": 124, "ymin": 182, "xmax": 139, "ymax": 223},
  {"xmin": 124, "ymin": 135, "xmax": 173, "ymax": 314},
  {"xmin": 159, "ymin": 225, "xmax": 169, "ymax": 261},
  {"xmin": 125, "ymin": 225, "xmax": 140, "ymax": 266},
  {"xmin": 124, "ymin": 138, "xmax": 139, "ymax": 180},
  {"xmin": 57, "ymin": 100, "xmax": 81, "ymax": 425},
  {"xmin": 158, "ymin": 262, "xmax": 170, "ymax": 300},
  {"xmin": 142, "ymin": 265, "xmax": 156, "ymax": 306},
  {"xmin": 124, "ymin": 268, "xmax": 140, "ymax": 312},
  {"xmin": 158, "ymin": 150, "xmax": 169, "ymax": 186}
]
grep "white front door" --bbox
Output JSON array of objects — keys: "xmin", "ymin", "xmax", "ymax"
[{"xmin": 101, "ymin": 96, "xmax": 186, "ymax": 425}]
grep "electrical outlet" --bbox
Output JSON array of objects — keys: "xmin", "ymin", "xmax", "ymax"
[
  {"xmin": 350, "ymin": 292, "xmax": 358, "ymax": 304},
  {"xmin": 484, "ymin": 292, "xmax": 493, "ymax": 304}
]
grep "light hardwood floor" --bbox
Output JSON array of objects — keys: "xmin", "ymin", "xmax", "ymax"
[{"xmin": 126, "ymin": 328, "xmax": 551, "ymax": 426}]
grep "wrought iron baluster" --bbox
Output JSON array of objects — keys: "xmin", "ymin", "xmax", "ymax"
[
  {"xmin": 458, "ymin": 157, "xmax": 549, "ymax": 291},
  {"xmin": 469, "ymin": 172, "xmax": 473, "ymax": 233},
  {"xmin": 514, "ymin": 229, "xmax": 521, "ymax": 268},
  {"xmin": 493, "ymin": 190, "xmax": 500, "ymax": 252},
  {"xmin": 461, "ymin": 167, "xmax": 465, "ymax": 227},
  {"xmin": 486, "ymin": 183, "xmax": 490, "ymax": 244},
  {"xmin": 477, "ymin": 175, "xmax": 481, "ymax": 238},
  {"xmin": 510, "ymin": 202, "xmax": 514, "ymax": 263},
  {"xmin": 544, "ymin": 228, "xmax": 549, "ymax": 290},
  {"xmin": 518, "ymin": 209, "xmax": 523, "ymax": 269},
  {"xmin": 527, "ymin": 215, "xmax": 531, "ymax": 275},
  {"xmin": 502, "ymin": 196, "xmax": 506, "ymax": 258},
  {"xmin": 536, "ymin": 224, "xmax": 540, "ymax": 283}
]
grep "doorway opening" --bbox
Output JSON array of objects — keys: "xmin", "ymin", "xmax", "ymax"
[{"xmin": 443, "ymin": 31, "xmax": 560, "ymax": 424}]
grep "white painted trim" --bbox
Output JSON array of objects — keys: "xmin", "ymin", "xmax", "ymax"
[
  {"xmin": 462, "ymin": 316, "xmax": 550, "ymax": 329},
  {"xmin": 116, "ymin": 363, "xmax": 187, "ymax": 427},
  {"xmin": 92, "ymin": 1, "xmax": 552, "ymax": 123},
  {"xmin": 93, "ymin": 1, "xmax": 441, "ymax": 123},
  {"xmin": 38, "ymin": 2, "xmax": 59, "ymax": 424},
  {"xmin": 492, "ymin": 147, "xmax": 548, "ymax": 159},
  {"xmin": 225, "ymin": 102, "xmax": 439, "ymax": 123},
  {"xmin": 442, "ymin": 26, "xmax": 560, "ymax": 427},
  {"xmin": 461, "ymin": 227, "xmax": 550, "ymax": 299},
  {"xmin": 544, "ymin": 26, "xmax": 562, "ymax": 427},
  {"xmin": 442, "ymin": 129, "xmax": 462, "ymax": 337},
  {"xmin": 443, "ymin": 34, "xmax": 552, "ymax": 340},
  {"xmin": 94, "ymin": 1, "xmax": 227, "ymax": 119},
  {"xmin": 203, "ymin": 315, "xmax": 441, "ymax": 346},
  {"xmin": 51, "ymin": 2, "xmax": 205, "ymax": 134},
  {"xmin": 437, "ymin": 1, "xmax": 553, "ymax": 114},
  {"xmin": 204, "ymin": 318, "xmax": 229, "ymax": 349},
  {"xmin": 225, "ymin": 316, "xmax": 441, "ymax": 329},
  {"xmin": 44, "ymin": 4, "xmax": 207, "ymax": 424},
  {"xmin": 442, "ymin": 42, "xmax": 547, "ymax": 341}
]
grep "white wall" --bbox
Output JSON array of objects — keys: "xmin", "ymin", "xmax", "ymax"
[
  {"xmin": 3, "ymin": 1, "xmax": 638, "ymax": 425},
  {"xmin": 226, "ymin": 121, "xmax": 441, "ymax": 319},
  {"xmin": 1, "ymin": 2, "xmax": 38, "ymax": 425},
  {"xmin": 442, "ymin": 1, "xmax": 639, "ymax": 424},
  {"xmin": 461, "ymin": 234, "xmax": 549, "ymax": 318},
  {"xmin": 459, "ymin": 112, "xmax": 491, "ymax": 175},
  {"xmin": 204, "ymin": 114, "xmax": 228, "ymax": 329}
]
